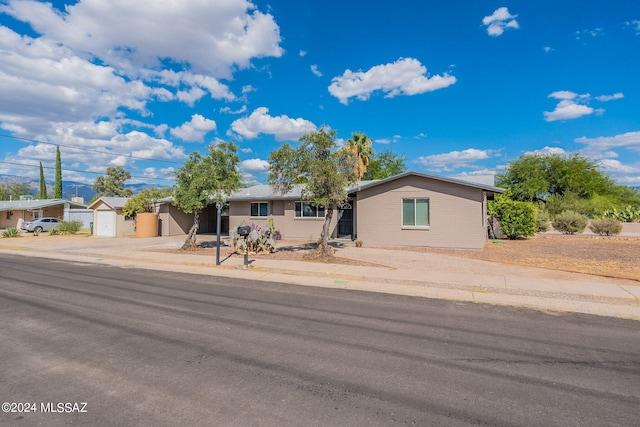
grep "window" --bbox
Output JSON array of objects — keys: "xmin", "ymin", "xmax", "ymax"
[
  {"xmin": 402, "ymin": 198, "xmax": 429, "ymax": 227},
  {"xmin": 251, "ymin": 202, "xmax": 268, "ymax": 217},
  {"xmin": 294, "ymin": 202, "xmax": 325, "ymax": 218}
]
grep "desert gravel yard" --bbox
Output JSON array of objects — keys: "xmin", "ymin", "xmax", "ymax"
[{"xmin": 399, "ymin": 235, "xmax": 640, "ymax": 282}]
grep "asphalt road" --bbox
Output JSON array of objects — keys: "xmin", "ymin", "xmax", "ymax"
[{"xmin": 1, "ymin": 254, "xmax": 639, "ymax": 426}]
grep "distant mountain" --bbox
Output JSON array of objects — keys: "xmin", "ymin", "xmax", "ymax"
[{"xmin": 0, "ymin": 174, "xmax": 166, "ymax": 203}]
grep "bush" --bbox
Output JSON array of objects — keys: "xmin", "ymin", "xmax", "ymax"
[
  {"xmin": 2, "ymin": 227, "xmax": 20, "ymax": 238},
  {"xmin": 536, "ymin": 210, "xmax": 550, "ymax": 232},
  {"xmin": 552, "ymin": 210, "xmax": 588, "ymax": 234},
  {"xmin": 488, "ymin": 196, "xmax": 537, "ymax": 239},
  {"xmin": 588, "ymin": 218, "xmax": 622, "ymax": 236},
  {"xmin": 603, "ymin": 205, "xmax": 640, "ymax": 223},
  {"xmin": 56, "ymin": 220, "xmax": 82, "ymax": 235}
]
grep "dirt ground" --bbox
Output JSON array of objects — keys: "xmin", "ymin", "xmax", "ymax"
[
  {"xmin": 388, "ymin": 235, "xmax": 640, "ymax": 282},
  {"xmin": 185, "ymin": 234, "xmax": 640, "ymax": 282}
]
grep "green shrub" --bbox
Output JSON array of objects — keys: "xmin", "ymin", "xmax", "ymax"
[
  {"xmin": 2, "ymin": 227, "xmax": 20, "ymax": 238},
  {"xmin": 536, "ymin": 210, "xmax": 550, "ymax": 232},
  {"xmin": 48, "ymin": 228, "xmax": 61, "ymax": 235},
  {"xmin": 489, "ymin": 196, "xmax": 537, "ymax": 239},
  {"xmin": 603, "ymin": 205, "xmax": 640, "ymax": 223},
  {"xmin": 588, "ymin": 218, "xmax": 622, "ymax": 236},
  {"xmin": 552, "ymin": 210, "xmax": 588, "ymax": 234},
  {"xmin": 55, "ymin": 220, "xmax": 82, "ymax": 234}
]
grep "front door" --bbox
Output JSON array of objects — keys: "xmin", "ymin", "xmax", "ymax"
[{"xmin": 337, "ymin": 202, "xmax": 353, "ymax": 238}]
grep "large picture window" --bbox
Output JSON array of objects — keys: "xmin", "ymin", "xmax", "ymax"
[
  {"xmin": 294, "ymin": 202, "xmax": 325, "ymax": 218},
  {"xmin": 250, "ymin": 202, "xmax": 268, "ymax": 217},
  {"xmin": 402, "ymin": 198, "xmax": 429, "ymax": 227}
]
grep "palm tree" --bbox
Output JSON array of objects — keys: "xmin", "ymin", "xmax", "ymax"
[{"xmin": 346, "ymin": 132, "xmax": 374, "ymax": 179}]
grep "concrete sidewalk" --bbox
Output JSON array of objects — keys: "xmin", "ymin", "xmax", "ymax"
[{"xmin": 1, "ymin": 233, "xmax": 638, "ymax": 320}]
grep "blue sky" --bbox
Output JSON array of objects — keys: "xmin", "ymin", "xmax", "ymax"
[{"xmin": 1, "ymin": 0, "xmax": 639, "ymax": 188}]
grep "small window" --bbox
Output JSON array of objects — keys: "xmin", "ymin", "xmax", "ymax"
[
  {"xmin": 250, "ymin": 202, "xmax": 268, "ymax": 217},
  {"xmin": 294, "ymin": 202, "xmax": 325, "ymax": 218},
  {"xmin": 402, "ymin": 198, "xmax": 429, "ymax": 227}
]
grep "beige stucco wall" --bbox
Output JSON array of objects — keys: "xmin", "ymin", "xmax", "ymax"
[
  {"xmin": 0, "ymin": 211, "xmax": 20, "ymax": 228},
  {"xmin": 229, "ymin": 200, "xmax": 339, "ymax": 241},
  {"xmin": 156, "ymin": 203, "xmax": 228, "ymax": 236},
  {"xmin": 356, "ymin": 176, "xmax": 488, "ymax": 249},
  {"xmin": 91, "ymin": 201, "xmax": 135, "ymax": 237},
  {"xmin": 158, "ymin": 204, "xmax": 192, "ymax": 236}
]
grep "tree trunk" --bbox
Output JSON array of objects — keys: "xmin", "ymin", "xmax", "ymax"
[
  {"xmin": 318, "ymin": 206, "xmax": 334, "ymax": 257},
  {"xmin": 181, "ymin": 211, "xmax": 200, "ymax": 250}
]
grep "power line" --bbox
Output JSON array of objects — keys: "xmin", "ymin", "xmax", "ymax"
[
  {"xmin": 0, "ymin": 160, "xmax": 176, "ymax": 182},
  {"xmin": 0, "ymin": 132, "xmax": 184, "ymax": 164}
]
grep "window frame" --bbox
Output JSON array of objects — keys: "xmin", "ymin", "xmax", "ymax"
[
  {"xmin": 401, "ymin": 198, "xmax": 430, "ymax": 229},
  {"xmin": 250, "ymin": 202, "xmax": 269, "ymax": 217},
  {"xmin": 294, "ymin": 201, "xmax": 325, "ymax": 219}
]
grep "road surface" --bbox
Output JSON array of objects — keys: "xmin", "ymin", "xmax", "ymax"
[{"xmin": 1, "ymin": 254, "xmax": 638, "ymax": 426}]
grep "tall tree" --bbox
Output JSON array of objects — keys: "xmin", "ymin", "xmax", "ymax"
[
  {"xmin": 496, "ymin": 153, "xmax": 614, "ymax": 202},
  {"xmin": 92, "ymin": 166, "xmax": 133, "ymax": 199},
  {"xmin": 37, "ymin": 162, "xmax": 48, "ymax": 199},
  {"xmin": 0, "ymin": 183, "xmax": 32, "ymax": 200},
  {"xmin": 346, "ymin": 132, "xmax": 374, "ymax": 179},
  {"xmin": 53, "ymin": 146, "xmax": 63, "ymax": 198},
  {"xmin": 269, "ymin": 129, "xmax": 358, "ymax": 257},
  {"xmin": 362, "ymin": 150, "xmax": 407, "ymax": 180},
  {"xmin": 174, "ymin": 142, "xmax": 242, "ymax": 250}
]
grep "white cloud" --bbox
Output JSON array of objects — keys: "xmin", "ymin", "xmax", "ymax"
[
  {"xmin": 575, "ymin": 131, "xmax": 640, "ymax": 153},
  {"xmin": 328, "ymin": 58, "xmax": 456, "ymax": 105},
  {"xmin": 311, "ymin": 64, "xmax": 323, "ymax": 77},
  {"xmin": 229, "ymin": 107, "xmax": 317, "ymax": 141},
  {"xmin": 374, "ymin": 135, "xmax": 402, "ymax": 145},
  {"xmin": 544, "ymin": 90, "xmax": 623, "ymax": 122},
  {"xmin": 241, "ymin": 158, "xmax": 270, "ymax": 173},
  {"xmin": 595, "ymin": 92, "xmax": 624, "ymax": 102},
  {"xmin": 575, "ymin": 28, "xmax": 604, "ymax": 40},
  {"xmin": 598, "ymin": 159, "xmax": 640, "ymax": 174},
  {"xmin": 525, "ymin": 146, "xmax": 568, "ymax": 156},
  {"xmin": 543, "ymin": 46, "xmax": 554, "ymax": 53},
  {"xmin": 170, "ymin": 114, "xmax": 217, "ymax": 142},
  {"xmin": 544, "ymin": 91, "xmax": 594, "ymax": 121},
  {"xmin": 220, "ymin": 105, "xmax": 248, "ymax": 115},
  {"xmin": 415, "ymin": 149, "xmax": 494, "ymax": 172},
  {"xmin": 626, "ymin": 20, "xmax": 640, "ymax": 34},
  {"xmin": 1, "ymin": 0, "xmax": 283, "ymax": 79},
  {"xmin": 0, "ymin": 27, "xmax": 149, "ymax": 132},
  {"xmin": 482, "ymin": 7, "xmax": 519, "ymax": 37}
]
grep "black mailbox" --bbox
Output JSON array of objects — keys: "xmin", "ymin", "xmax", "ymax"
[{"xmin": 237, "ymin": 225, "xmax": 251, "ymax": 237}]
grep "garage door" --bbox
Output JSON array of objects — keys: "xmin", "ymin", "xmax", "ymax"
[{"xmin": 96, "ymin": 211, "xmax": 116, "ymax": 237}]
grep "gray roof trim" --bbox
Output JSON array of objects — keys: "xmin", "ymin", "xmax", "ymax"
[
  {"xmin": 0, "ymin": 199, "xmax": 88, "ymax": 212},
  {"xmin": 87, "ymin": 197, "xmax": 130, "ymax": 210},
  {"xmin": 356, "ymin": 171, "xmax": 505, "ymax": 194}
]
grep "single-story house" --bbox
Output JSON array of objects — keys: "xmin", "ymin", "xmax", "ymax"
[
  {"xmin": 227, "ymin": 171, "xmax": 504, "ymax": 249},
  {"xmin": 0, "ymin": 198, "xmax": 87, "ymax": 229},
  {"xmin": 88, "ymin": 197, "xmax": 135, "ymax": 237}
]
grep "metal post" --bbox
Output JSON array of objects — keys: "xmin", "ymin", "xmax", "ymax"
[{"xmin": 215, "ymin": 201, "xmax": 222, "ymax": 265}]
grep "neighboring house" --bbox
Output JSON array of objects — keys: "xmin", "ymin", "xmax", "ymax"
[
  {"xmin": 0, "ymin": 198, "xmax": 87, "ymax": 229},
  {"xmin": 227, "ymin": 171, "xmax": 504, "ymax": 250},
  {"xmin": 88, "ymin": 197, "xmax": 135, "ymax": 237}
]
